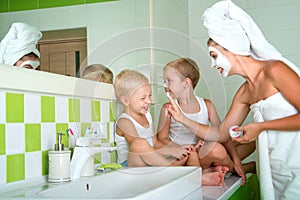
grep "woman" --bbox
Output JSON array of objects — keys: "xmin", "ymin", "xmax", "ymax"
[{"xmin": 202, "ymin": 0, "xmax": 300, "ymax": 199}]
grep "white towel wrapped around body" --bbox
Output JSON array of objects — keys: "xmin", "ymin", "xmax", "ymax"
[
  {"xmin": 251, "ymin": 93, "xmax": 300, "ymax": 200},
  {"xmin": 0, "ymin": 22, "xmax": 42, "ymax": 68}
]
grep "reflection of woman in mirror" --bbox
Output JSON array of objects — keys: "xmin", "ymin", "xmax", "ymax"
[
  {"xmin": 0, "ymin": 22, "xmax": 42, "ymax": 69},
  {"xmin": 81, "ymin": 64, "xmax": 113, "ymax": 84}
]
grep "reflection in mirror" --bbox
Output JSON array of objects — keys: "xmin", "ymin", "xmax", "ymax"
[{"xmin": 37, "ymin": 28, "xmax": 87, "ymax": 77}]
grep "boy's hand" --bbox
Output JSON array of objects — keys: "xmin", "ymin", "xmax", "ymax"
[{"xmin": 165, "ymin": 92, "xmax": 184, "ymax": 123}]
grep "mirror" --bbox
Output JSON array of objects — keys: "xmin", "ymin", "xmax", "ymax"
[{"xmin": 0, "ymin": 0, "xmax": 229, "ymax": 118}]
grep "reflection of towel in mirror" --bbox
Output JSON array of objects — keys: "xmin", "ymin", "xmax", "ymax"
[
  {"xmin": 0, "ymin": 22, "xmax": 42, "ymax": 68},
  {"xmin": 202, "ymin": 0, "xmax": 300, "ymax": 75},
  {"xmin": 251, "ymin": 93, "xmax": 300, "ymax": 200}
]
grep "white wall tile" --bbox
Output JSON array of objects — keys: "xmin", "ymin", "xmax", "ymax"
[
  {"xmin": 248, "ymin": 0, "xmax": 300, "ymax": 9},
  {"xmin": 6, "ymin": 124, "xmax": 25, "ymax": 155},
  {"xmin": 100, "ymin": 101, "xmax": 110, "ymax": 123},
  {"xmin": 41, "ymin": 123, "xmax": 56, "ymax": 151},
  {"xmin": 25, "ymin": 152, "xmax": 42, "ymax": 179},
  {"xmin": 37, "ymin": 5, "xmax": 87, "ymax": 31},
  {"xmin": 55, "ymin": 97, "xmax": 68, "ymax": 123},
  {"xmin": 24, "ymin": 93, "xmax": 41, "ymax": 123},
  {"xmin": 0, "ymin": 155, "xmax": 6, "ymax": 184},
  {"xmin": 0, "ymin": 92, "xmax": 5, "ymax": 123},
  {"xmin": 80, "ymin": 98, "xmax": 91, "ymax": 123},
  {"xmin": 109, "ymin": 122, "xmax": 115, "ymax": 144},
  {"xmin": 248, "ymin": 4, "xmax": 300, "ymax": 32}
]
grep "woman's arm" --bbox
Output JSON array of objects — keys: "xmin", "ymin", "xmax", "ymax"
[
  {"xmin": 166, "ymin": 94, "xmax": 225, "ymax": 142},
  {"xmin": 204, "ymin": 99, "xmax": 221, "ymax": 126}
]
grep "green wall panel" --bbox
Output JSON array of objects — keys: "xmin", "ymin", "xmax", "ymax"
[
  {"xmin": 9, "ymin": 0, "xmax": 38, "ymax": 11},
  {"xmin": 69, "ymin": 98, "xmax": 80, "ymax": 122},
  {"xmin": 6, "ymin": 93, "xmax": 24, "ymax": 123},
  {"xmin": 0, "ymin": 0, "xmax": 9, "ymax": 12},
  {"xmin": 0, "ymin": 0, "xmax": 117, "ymax": 12},
  {"xmin": 0, "ymin": 124, "xmax": 5, "ymax": 155},
  {"xmin": 41, "ymin": 96, "xmax": 55, "ymax": 122},
  {"xmin": 7, "ymin": 154, "xmax": 25, "ymax": 183},
  {"xmin": 25, "ymin": 124, "xmax": 41, "ymax": 152},
  {"xmin": 56, "ymin": 123, "xmax": 69, "ymax": 147},
  {"xmin": 109, "ymin": 102, "xmax": 117, "ymax": 122},
  {"xmin": 91, "ymin": 100, "xmax": 101, "ymax": 121},
  {"xmin": 81, "ymin": 122, "xmax": 90, "ymax": 137},
  {"xmin": 86, "ymin": 0, "xmax": 116, "ymax": 3},
  {"xmin": 42, "ymin": 150, "xmax": 49, "ymax": 176},
  {"xmin": 39, "ymin": 0, "xmax": 84, "ymax": 9}
]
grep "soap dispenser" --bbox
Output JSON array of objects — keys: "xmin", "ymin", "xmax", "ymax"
[{"xmin": 48, "ymin": 132, "xmax": 71, "ymax": 182}]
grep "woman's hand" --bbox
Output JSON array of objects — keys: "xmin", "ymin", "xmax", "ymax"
[
  {"xmin": 233, "ymin": 160, "xmax": 246, "ymax": 185},
  {"xmin": 232, "ymin": 122, "xmax": 262, "ymax": 144}
]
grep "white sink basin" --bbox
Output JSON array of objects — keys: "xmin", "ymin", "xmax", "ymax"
[{"xmin": 36, "ymin": 166, "xmax": 202, "ymax": 199}]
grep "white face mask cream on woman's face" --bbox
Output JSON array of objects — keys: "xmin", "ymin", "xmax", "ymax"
[{"xmin": 208, "ymin": 46, "xmax": 232, "ymax": 77}]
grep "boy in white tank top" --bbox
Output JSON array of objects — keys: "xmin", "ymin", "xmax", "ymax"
[
  {"xmin": 114, "ymin": 69, "xmax": 200, "ymax": 167},
  {"xmin": 158, "ymin": 58, "xmax": 234, "ymax": 185}
]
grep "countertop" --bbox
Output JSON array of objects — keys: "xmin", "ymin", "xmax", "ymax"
[{"xmin": 0, "ymin": 172, "xmax": 246, "ymax": 200}]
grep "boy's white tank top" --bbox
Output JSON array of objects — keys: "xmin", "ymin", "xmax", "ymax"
[
  {"xmin": 115, "ymin": 112, "xmax": 153, "ymax": 163},
  {"xmin": 169, "ymin": 97, "xmax": 209, "ymax": 145}
]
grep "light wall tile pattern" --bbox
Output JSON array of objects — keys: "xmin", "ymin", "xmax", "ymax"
[{"xmin": 0, "ymin": 89, "xmax": 117, "ymax": 185}]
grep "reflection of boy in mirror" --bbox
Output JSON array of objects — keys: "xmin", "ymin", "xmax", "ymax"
[
  {"xmin": 0, "ymin": 22, "xmax": 42, "ymax": 70},
  {"xmin": 81, "ymin": 64, "xmax": 113, "ymax": 84}
]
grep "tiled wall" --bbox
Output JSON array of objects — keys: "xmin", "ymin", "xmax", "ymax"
[
  {"xmin": 0, "ymin": 89, "xmax": 117, "ymax": 185},
  {"xmin": 0, "ymin": 0, "xmax": 116, "ymax": 12}
]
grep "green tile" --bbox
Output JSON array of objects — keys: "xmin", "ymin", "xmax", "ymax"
[
  {"xmin": 39, "ymin": 0, "xmax": 84, "ymax": 9},
  {"xmin": 25, "ymin": 124, "xmax": 41, "ymax": 152},
  {"xmin": 42, "ymin": 150, "xmax": 48, "ymax": 176},
  {"xmin": 86, "ymin": 0, "xmax": 117, "ymax": 4},
  {"xmin": 7, "ymin": 154, "xmax": 25, "ymax": 183},
  {"xmin": 9, "ymin": 0, "xmax": 37, "ymax": 11},
  {"xmin": 110, "ymin": 150, "xmax": 117, "ymax": 163},
  {"xmin": 0, "ymin": 0, "xmax": 9, "ymax": 12},
  {"xmin": 91, "ymin": 100, "xmax": 101, "ymax": 121},
  {"xmin": 94, "ymin": 153, "xmax": 101, "ymax": 164},
  {"xmin": 41, "ymin": 96, "xmax": 55, "ymax": 122},
  {"xmin": 109, "ymin": 102, "xmax": 117, "ymax": 122},
  {"xmin": 56, "ymin": 124, "xmax": 69, "ymax": 147},
  {"xmin": 0, "ymin": 124, "xmax": 5, "ymax": 155},
  {"xmin": 81, "ymin": 123, "xmax": 91, "ymax": 137},
  {"xmin": 6, "ymin": 93, "xmax": 24, "ymax": 123},
  {"xmin": 69, "ymin": 98, "xmax": 80, "ymax": 122}
]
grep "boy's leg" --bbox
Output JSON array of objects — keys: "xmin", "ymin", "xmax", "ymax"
[
  {"xmin": 198, "ymin": 142, "xmax": 233, "ymax": 171},
  {"xmin": 185, "ymin": 151, "xmax": 200, "ymax": 167},
  {"xmin": 128, "ymin": 138, "xmax": 184, "ymax": 166}
]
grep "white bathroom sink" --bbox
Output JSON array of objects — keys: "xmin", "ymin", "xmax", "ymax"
[{"xmin": 36, "ymin": 166, "xmax": 202, "ymax": 199}]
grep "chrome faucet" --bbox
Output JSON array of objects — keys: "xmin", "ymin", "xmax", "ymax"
[{"xmin": 70, "ymin": 137, "xmax": 116, "ymax": 180}]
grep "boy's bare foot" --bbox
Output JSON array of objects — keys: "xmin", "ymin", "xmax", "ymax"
[
  {"xmin": 202, "ymin": 171, "xmax": 226, "ymax": 186},
  {"xmin": 243, "ymin": 161, "xmax": 256, "ymax": 174},
  {"xmin": 203, "ymin": 165, "xmax": 230, "ymax": 174}
]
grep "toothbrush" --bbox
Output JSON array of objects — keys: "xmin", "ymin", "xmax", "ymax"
[{"xmin": 67, "ymin": 128, "xmax": 76, "ymax": 145}]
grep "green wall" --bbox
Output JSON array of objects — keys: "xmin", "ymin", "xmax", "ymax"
[{"xmin": 0, "ymin": 0, "xmax": 116, "ymax": 13}]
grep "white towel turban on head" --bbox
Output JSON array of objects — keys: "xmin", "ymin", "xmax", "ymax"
[
  {"xmin": 202, "ymin": 0, "xmax": 300, "ymax": 75},
  {"xmin": 0, "ymin": 22, "xmax": 42, "ymax": 68}
]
